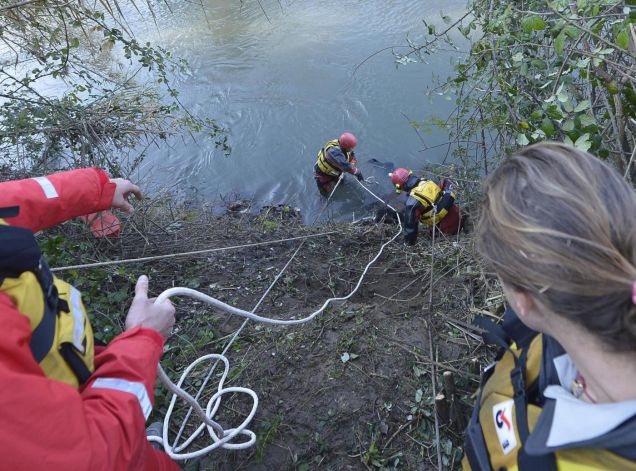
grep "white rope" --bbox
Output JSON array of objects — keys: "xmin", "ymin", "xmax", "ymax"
[
  {"xmin": 168, "ymin": 175, "xmax": 346, "ymax": 449},
  {"xmin": 50, "ymin": 232, "xmax": 338, "ymax": 272},
  {"xmin": 149, "ymin": 176, "xmax": 404, "ymax": 460}
]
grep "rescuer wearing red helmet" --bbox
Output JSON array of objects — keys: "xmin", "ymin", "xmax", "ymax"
[
  {"xmin": 389, "ymin": 167, "xmax": 462, "ymax": 244},
  {"xmin": 0, "ymin": 169, "xmax": 179, "ymax": 470},
  {"xmin": 314, "ymin": 132, "xmax": 364, "ymax": 196}
]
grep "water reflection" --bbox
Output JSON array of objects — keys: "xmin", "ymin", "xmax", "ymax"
[{"xmin": 131, "ymin": 0, "xmax": 468, "ymax": 222}]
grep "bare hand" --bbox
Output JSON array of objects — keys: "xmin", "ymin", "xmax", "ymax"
[
  {"xmin": 125, "ymin": 275, "xmax": 175, "ymax": 338},
  {"xmin": 110, "ymin": 178, "xmax": 142, "ymax": 214}
]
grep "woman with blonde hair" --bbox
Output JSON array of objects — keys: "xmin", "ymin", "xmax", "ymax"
[{"xmin": 463, "ymin": 143, "xmax": 636, "ymax": 470}]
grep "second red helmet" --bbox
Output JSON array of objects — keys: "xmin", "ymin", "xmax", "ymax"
[
  {"xmin": 338, "ymin": 132, "xmax": 358, "ymax": 151},
  {"xmin": 390, "ymin": 167, "xmax": 411, "ymax": 188}
]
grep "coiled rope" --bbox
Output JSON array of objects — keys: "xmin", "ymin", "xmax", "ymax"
[{"xmin": 146, "ymin": 176, "xmax": 403, "ymax": 460}]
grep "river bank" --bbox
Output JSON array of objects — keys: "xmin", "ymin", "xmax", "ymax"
[{"xmin": 42, "ymin": 193, "xmax": 497, "ymax": 470}]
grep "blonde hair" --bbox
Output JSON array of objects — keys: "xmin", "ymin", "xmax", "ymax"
[{"xmin": 477, "ymin": 143, "xmax": 636, "ymax": 351}]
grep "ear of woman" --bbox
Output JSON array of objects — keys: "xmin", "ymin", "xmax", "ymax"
[{"xmin": 501, "ymin": 284, "xmax": 544, "ymax": 332}]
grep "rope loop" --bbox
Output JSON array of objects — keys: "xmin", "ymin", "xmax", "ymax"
[{"xmin": 147, "ymin": 177, "xmax": 403, "ymax": 459}]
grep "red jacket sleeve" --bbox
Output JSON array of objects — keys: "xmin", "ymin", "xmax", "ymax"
[
  {"xmin": 0, "ymin": 293, "xmax": 179, "ymax": 471},
  {"xmin": 0, "ymin": 168, "xmax": 116, "ymax": 232}
]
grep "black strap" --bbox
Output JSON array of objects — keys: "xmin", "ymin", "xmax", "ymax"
[
  {"xmin": 417, "ymin": 187, "xmax": 449, "ymax": 216},
  {"xmin": 511, "ymin": 347, "xmax": 530, "ymax": 441},
  {"xmin": 473, "ymin": 316, "xmax": 511, "ymax": 350},
  {"xmin": 510, "ymin": 343, "xmax": 558, "ymax": 471},
  {"xmin": 0, "ymin": 205, "xmax": 19, "ymax": 218},
  {"xmin": 28, "ymin": 294, "xmax": 57, "ymax": 363},
  {"xmin": 29, "ymin": 258, "xmax": 59, "ymax": 363},
  {"xmin": 464, "ymin": 364, "xmax": 498, "ymax": 471},
  {"xmin": 59, "ymin": 343, "xmax": 92, "ymax": 385}
]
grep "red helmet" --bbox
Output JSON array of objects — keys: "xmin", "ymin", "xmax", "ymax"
[
  {"xmin": 338, "ymin": 132, "xmax": 358, "ymax": 151},
  {"xmin": 390, "ymin": 167, "xmax": 411, "ymax": 192}
]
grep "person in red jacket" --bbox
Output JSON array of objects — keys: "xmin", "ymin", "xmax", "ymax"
[{"xmin": 0, "ymin": 168, "xmax": 180, "ymax": 470}]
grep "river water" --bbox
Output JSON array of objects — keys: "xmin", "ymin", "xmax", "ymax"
[{"xmin": 132, "ymin": 0, "xmax": 468, "ymax": 222}]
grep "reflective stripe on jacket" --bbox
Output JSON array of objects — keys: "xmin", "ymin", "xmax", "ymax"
[
  {"xmin": 0, "ymin": 169, "xmax": 179, "ymax": 470},
  {"xmin": 315, "ymin": 139, "xmax": 355, "ymax": 177}
]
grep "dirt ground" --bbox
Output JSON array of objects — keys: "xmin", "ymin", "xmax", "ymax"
[{"xmin": 46, "ymin": 197, "xmax": 499, "ymax": 471}]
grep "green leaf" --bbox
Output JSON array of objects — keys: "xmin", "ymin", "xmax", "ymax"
[
  {"xmin": 562, "ymin": 119, "xmax": 575, "ymax": 132},
  {"xmin": 531, "ymin": 59, "xmax": 547, "ymax": 70},
  {"xmin": 522, "ymin": 15, "xmax": 546, "ymax": 33},
  {"xmin": 575, "ymin": 57, "xmax": 590, "ymax": 69},
  {"xmin": 415, "ymin": 389, "xmax": 423, "ymax": 403},
  {"xmin": 574, "ymin": 133, "xmax": 592, "ymax": 152},
  {"xmin": 579, "ymin": 114, "xmax": 596, "ymax": 128},
  {"xmin": 555, "ymin": 32, "xmax": 566, "ymax": 55},
  {"xmin": 616, "ymin": 30, "xmax": 629, "ymax": 50},
  {"xmin": 574, "ymin": 100, "xmax": 590, "ymax": 113},
  {"xmin": 512, "ymin": 52, "xmax": 524, "ymax": 62},
  {"xmin": 516, "ymin": 133, "xmax": 530, "ymax": 146},
  {"xmin": 541, "ymin": 118, "xmax": 555, "ymax": 137}
]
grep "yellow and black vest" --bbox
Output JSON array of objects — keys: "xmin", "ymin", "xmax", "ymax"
[
  {"xmin": 315, "ymin": 139, "xmax": 354, "ymax": 177},
  {"xmin": 409, "ymin": 180, "xmax": 455, "ymax": 226},
  {"xmin": 0, "ymin": 208, "xmax": 94, "ymax": 388},
  {"xmin": 463, "ymin": 316, "xmax": 636, "ymax": 471}
]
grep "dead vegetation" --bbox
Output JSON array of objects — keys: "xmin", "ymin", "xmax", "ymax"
[{"xmin": 41, "ymin": 193, "xmax": 504, "ymax": 471}]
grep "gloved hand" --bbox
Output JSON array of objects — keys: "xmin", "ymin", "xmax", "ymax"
[{"xmin": 355, "ymin": 169, "xmax": 364, "ymax": 181}]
